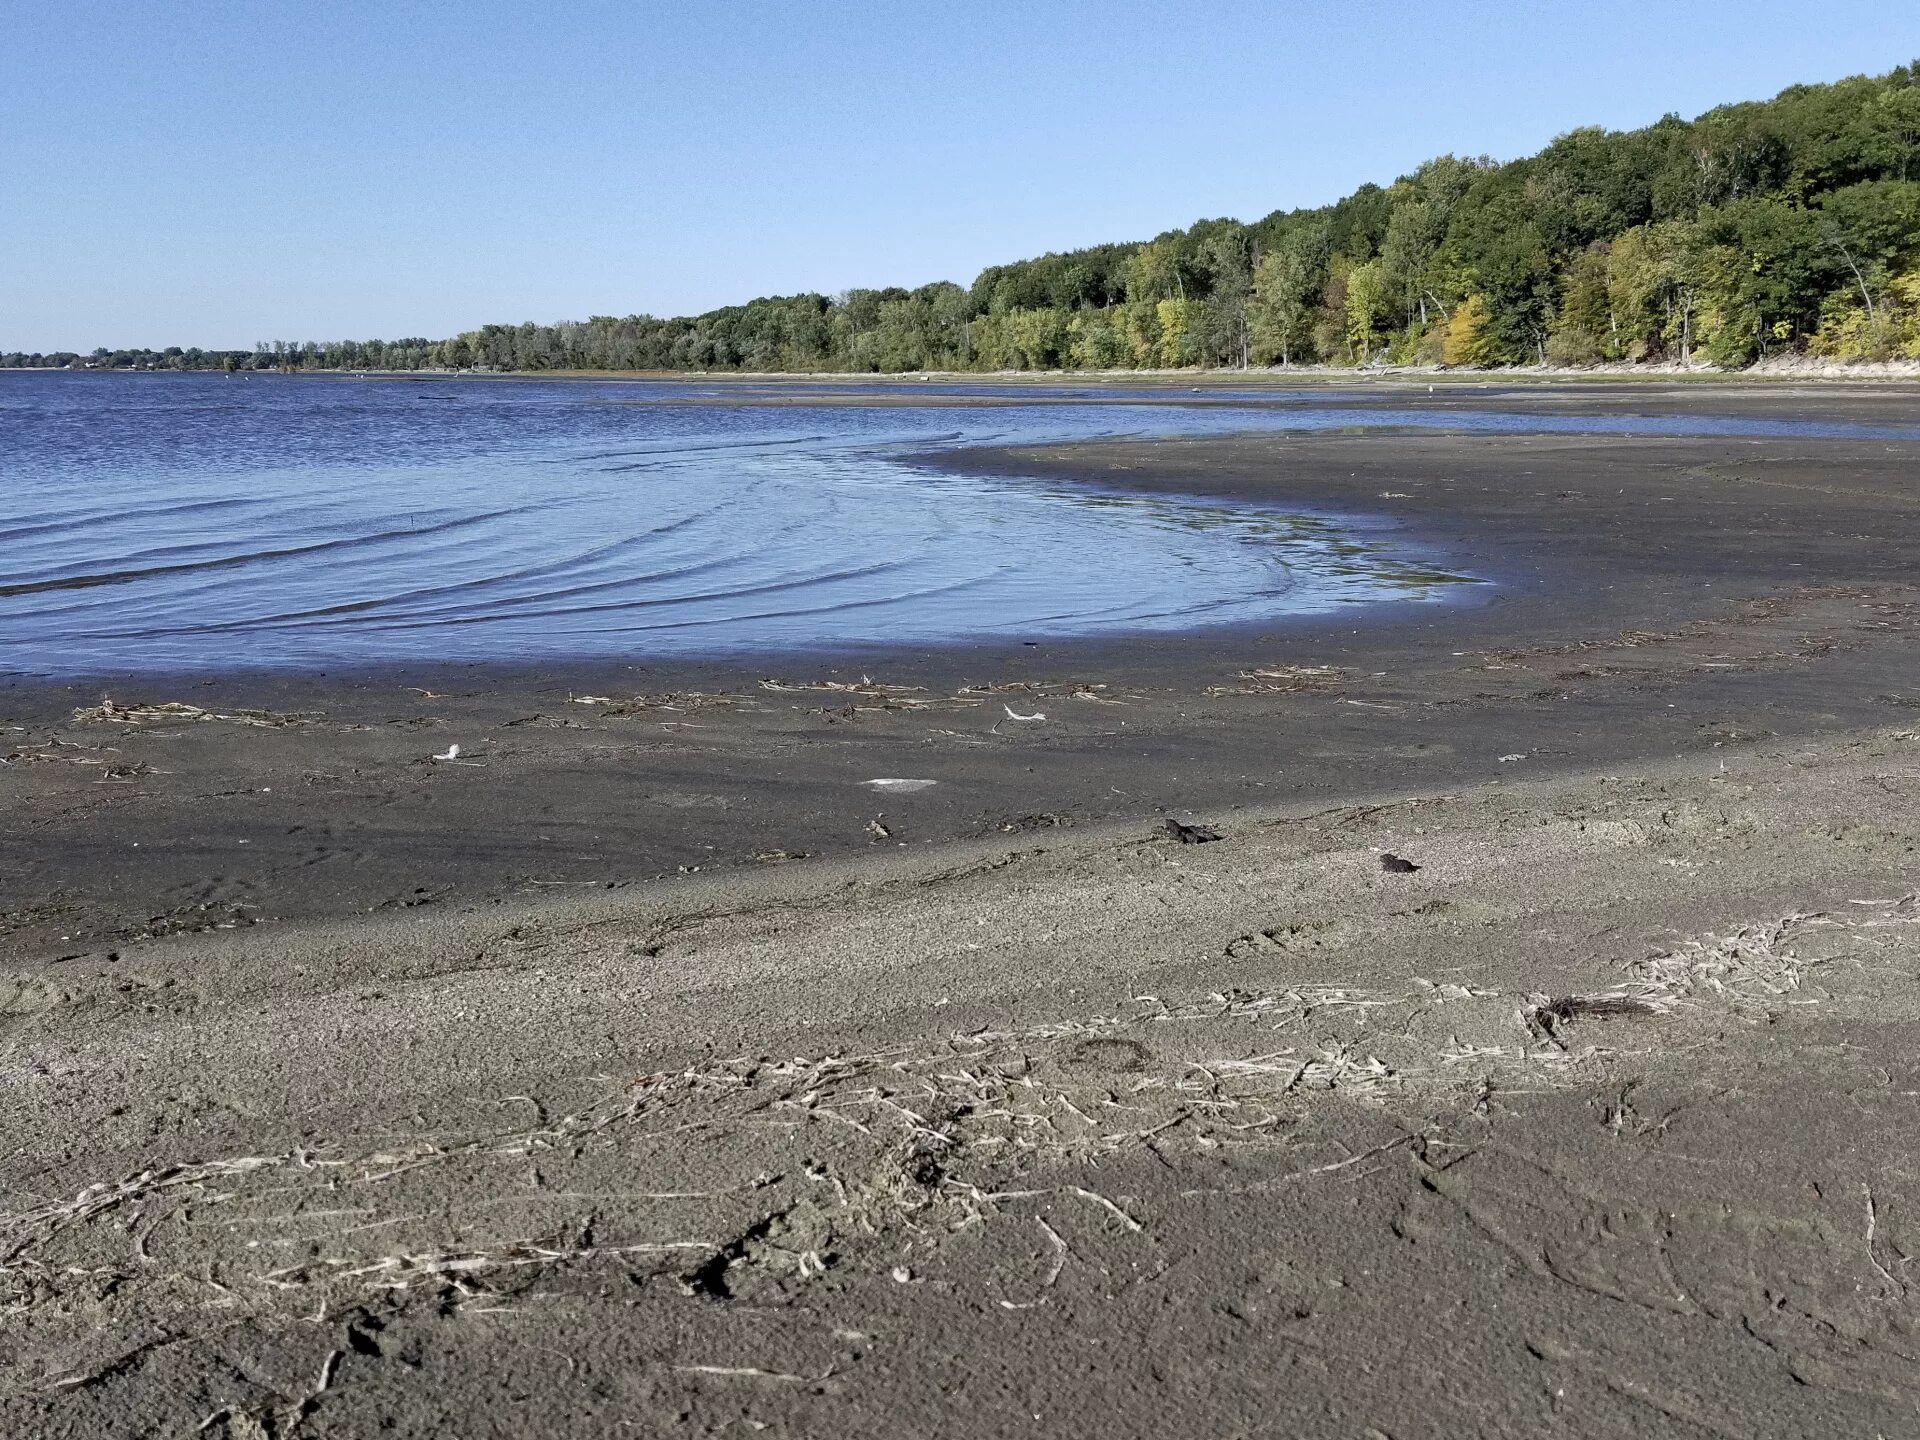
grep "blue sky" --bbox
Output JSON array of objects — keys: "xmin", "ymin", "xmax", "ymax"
[{"xmin": 5, "ymin": 1, "xmax": 1917, "ymax": 352}]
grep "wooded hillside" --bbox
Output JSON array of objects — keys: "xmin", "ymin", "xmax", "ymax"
[{"xmin": 14, "ymin": 64, "xmax": 1920, "ymax": 374}]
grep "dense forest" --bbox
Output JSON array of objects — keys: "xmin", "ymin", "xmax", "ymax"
[{"xmin": 12, "ymin": 64, "xmax": 1920, "ymax": 375}]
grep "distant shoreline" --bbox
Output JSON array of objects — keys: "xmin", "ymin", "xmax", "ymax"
[{"xmin": 9, "ymin": 359, "xmax": 1920, "ymax": 384}]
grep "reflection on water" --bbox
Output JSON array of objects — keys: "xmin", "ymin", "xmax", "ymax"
[{"xmin": 0, "ymin": 373, "xmax": 1501, "ymax": 677}]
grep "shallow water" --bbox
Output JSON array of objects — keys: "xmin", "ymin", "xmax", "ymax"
[{"xmin": 1, "ymin": 372, "xmax": 1894, "ymax": 678}]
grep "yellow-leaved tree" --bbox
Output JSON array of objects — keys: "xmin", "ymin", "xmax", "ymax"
[
  {"xmin": 1443, "ymin": 294, "xmax": 1497, "ymax": 367},
  {"xmin": 1344, "ymin": 260, "xmax": 1387, "ymax": 362},
  {"xmin": 1811, "ymin": 268, "xmax": 1920, "ymax": 361},
  {"xmin": 1155, "ymin": 298, "xmax": 1201, "ymax": 367}
]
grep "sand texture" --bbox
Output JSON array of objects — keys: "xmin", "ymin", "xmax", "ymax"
[{"xmin": 6, "ymin": 388, "xmax": 1920, "ymax": 1436}]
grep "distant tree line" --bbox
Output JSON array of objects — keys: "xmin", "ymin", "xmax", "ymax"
[
  {"xmin": 10, "ymin": 64, "xmax": 1920, "ymax": 375},
  {"xmin": 2, "ymin": 340, "xmax": 442, "ymax": 374}
]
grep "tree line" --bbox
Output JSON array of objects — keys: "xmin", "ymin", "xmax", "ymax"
[{"xmin": 11, "ymin": 63, "xmax": 1920, "ymax": 375}]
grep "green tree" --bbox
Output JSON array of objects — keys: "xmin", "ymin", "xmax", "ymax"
[
  {"xmin": 1250, "ymin": 245, "xmax": 1318, "ymax": 364},
  {"xmin": 1689, "ymin": 197, "xmax": 1836, "ymax": 364},
  {"xmin": 1380, "ymin": 198, "xmax": 1444, "ymax": 329},
  {"xmin": 1195, "ymin": 227, "xmax": 1253, "ymax": 366},
  {"xmin": 1124, "ymin": 240, "xmax": 1186, "ymax": 303}
]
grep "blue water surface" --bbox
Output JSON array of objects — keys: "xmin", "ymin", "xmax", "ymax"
[{"xmin": 1, "ymin": 371, "xmax": 1891, "ymax": 677}]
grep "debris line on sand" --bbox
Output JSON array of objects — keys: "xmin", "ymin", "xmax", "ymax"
[{"xmin": 71, "ymin": 699, "xmax": 319, "ymax": 728}]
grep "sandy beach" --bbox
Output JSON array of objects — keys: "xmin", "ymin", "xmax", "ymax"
[{"xmin": 7, "ymin": 385, "xmax": 1920, "ymax": 1436}]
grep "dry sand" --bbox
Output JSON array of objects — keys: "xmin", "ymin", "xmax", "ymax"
[{"xmin": 6, "ymin": 390, "xmax": 1920, "ymax": 1436}]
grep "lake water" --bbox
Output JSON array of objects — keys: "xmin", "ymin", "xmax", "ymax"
[{"xmin": 0, "ymin": 373, "xmax": 1900, "ymax": 678}]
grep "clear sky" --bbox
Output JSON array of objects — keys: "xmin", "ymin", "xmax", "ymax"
[{"xmin": 5, "ymin": 1, "xmax": 1917, "ymax": 353}]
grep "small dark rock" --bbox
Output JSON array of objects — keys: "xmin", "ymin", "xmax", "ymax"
[{"xmin": 1163, "ymin": 817, "xmax": 1223, "ymax": 844}]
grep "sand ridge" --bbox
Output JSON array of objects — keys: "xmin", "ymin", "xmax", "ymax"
[{"xmin": 6, "ymin": 728, "xmax": 1920, "ymax": 1436}]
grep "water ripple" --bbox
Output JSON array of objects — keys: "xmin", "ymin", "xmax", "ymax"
[{"xmin": 0, "ymin": 373, "xmax": 1507, "ymax": 677}]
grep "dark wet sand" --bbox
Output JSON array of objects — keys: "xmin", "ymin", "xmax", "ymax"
[{"xmin": 6, "ymin": 386, "xmax": 1920, "ymax": 1437}]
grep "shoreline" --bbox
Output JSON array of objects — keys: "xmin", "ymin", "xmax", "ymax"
[
  {"xmin": 9, "ymin": 396, "xmax": 1920, "ymax": 1433},
  {"xmin": 13, "ymin": 360, "xmax": 1920, "ymax": 383},
  {"xmin": 7, "ymin": 415, "xmax": 1920, "ymax": 944}
]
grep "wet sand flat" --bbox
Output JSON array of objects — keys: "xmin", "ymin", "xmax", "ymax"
[{"xmin": 5, "ymin": 392, "xmax": 1920, "ymax": 1436}]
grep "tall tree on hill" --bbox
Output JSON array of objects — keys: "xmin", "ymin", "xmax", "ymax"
[
  {"xmin": 1250, "ymin": 225, "xmax": 1325, "ymax": 365},
  {"xmin": 1195, "ymin": 226, "xmax": 1254, "ymax": 367}
]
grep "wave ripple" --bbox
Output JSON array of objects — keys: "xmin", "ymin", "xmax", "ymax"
[{"xmin": 0, "ymin": 374, "xmax": 1477, "ymax": 676}]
